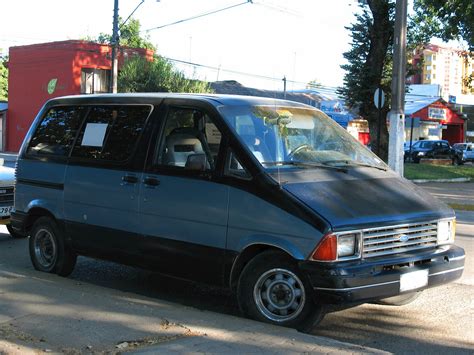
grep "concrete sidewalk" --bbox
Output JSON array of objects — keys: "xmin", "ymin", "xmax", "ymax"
[
  {"xmin": 415, "ymin": 181, "xmax": 474, "ymax": 207},
  {"xmin": 0, "ymin": 231, "xmax": 386, "ymax": 355}
]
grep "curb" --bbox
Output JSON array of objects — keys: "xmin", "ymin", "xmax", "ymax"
[{"xmin": 411, "ymin": 178, "xmax": 471, "ymax": 183}]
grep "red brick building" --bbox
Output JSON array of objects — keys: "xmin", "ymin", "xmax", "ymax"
[{"xmin": 6, "ymin": 40, "xmax": 153, "ymax": 152}]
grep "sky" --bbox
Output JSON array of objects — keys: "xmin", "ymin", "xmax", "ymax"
[{"xmin": 1, "ymin": 0, "xmax": 363, "ymax": 92}]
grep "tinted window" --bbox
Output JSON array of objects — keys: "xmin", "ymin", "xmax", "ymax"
[
  {"xmin": 27, "ymin": 106, "xmax": 87, "ymax": 156},
  {"xmin": 71, "ymin": 105, "xmax": 151, "ymax": 162}
]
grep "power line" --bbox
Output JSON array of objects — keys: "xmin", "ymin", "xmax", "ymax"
[
  {"xmin": 163, "ymin": 56, "xmax": 341, "ymax": 92},
  {"xmin": 145, "ymin": 0, "xmax": 253, "ymax": 33}
]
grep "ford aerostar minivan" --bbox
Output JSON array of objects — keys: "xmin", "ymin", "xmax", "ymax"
[{"xmin": 11, "ymin": 94, "xmax": 465, "ymax": 330}]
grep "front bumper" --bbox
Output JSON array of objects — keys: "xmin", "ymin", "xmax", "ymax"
[
  {"xmin": 299, "ymin": 245, "xmax": 465, "ymax": 304},
  {"xmin": 10, "ymin": 210, "xmax": 28, "ymax": 235}
]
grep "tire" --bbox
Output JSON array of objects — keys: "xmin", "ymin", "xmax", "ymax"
[
  {"xmin": 237, "ymin": 250, "xmax": 325, "ymax": 332},
  {"xmin": 375, "ymin": 291, "xmax": 421, "ymax": 306},
  {"xmin": 7, "ymin": 224, "xmax": 27, "ymax": 239},
  {"xmin": 29, "ymin": 217, "xmax": 77, "ymax": 276}
]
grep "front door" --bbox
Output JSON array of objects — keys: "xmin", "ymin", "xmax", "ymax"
[{"xmin": 138, "ymin": 102, "xmax": 229, "ymax": 284}]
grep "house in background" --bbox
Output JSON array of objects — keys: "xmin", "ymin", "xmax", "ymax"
[{"xmin": 6, "ymin": 40, "xmax": 153, "ymax": 152}]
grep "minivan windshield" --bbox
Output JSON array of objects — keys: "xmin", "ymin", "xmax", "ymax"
[{"xmin": 218, "ymin": 105, "xmax": 387, "ymax": 170}]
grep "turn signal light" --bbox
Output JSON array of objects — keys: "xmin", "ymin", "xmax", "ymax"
[{"xmin": 311, "ymin": 234, "xmax": 337, "ymax": 261}]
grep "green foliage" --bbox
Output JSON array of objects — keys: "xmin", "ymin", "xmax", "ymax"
[
  {"xmin": 96, "ymin": 18, "xmax": 155, "ymax": 50},
  {"xmin": 118, "ymin": 55, "xmax": 213, "ymax": 94},
  {"xmin": 411, "ymin": 0, "xmax": 473, "ymax": 51},
  {"xmin": 404, "ymin": 163, "xmax": 474, "ymax": 181},
  {"xmin": 338, "ymin": 0, "xmax": 394, "ymax": 161},
  {"xmin": 0, "ymin": 57, "xmax": 7, "ymax": 101}
]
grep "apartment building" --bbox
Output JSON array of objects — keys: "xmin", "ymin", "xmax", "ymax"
[{"xmin": 409, "ymin": 44, "xmax": 474, "ymax": 101}]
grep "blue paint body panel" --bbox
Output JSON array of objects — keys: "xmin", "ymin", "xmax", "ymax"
[
  {"xmin": 12, "ymin": 94, "xmax": 464, "ymax": 302},
  {"xmin": 226, "ymin": 187, "xmax": 321, "ymax": 259}
]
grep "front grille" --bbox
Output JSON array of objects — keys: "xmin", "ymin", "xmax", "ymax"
[
  {"xmin": 363, "ymin": 221, "xmax": 438, "ymax": 258},
  {"xmin": 0, "ymin": 187, "xmax": 14, "ymax": 204}
]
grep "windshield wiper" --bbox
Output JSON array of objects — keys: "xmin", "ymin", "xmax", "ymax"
[
  {"xmin": 322, "ymin": 160, "xmax": 387, "ymax": 171},
  {"xmin": 261, "ymin": 161, "xmax": 348, "ymax": 172}
]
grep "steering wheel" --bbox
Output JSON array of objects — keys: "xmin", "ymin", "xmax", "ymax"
[{"xmin": 288, "ymin": 144, "xmax": 312, "ymax": 159}]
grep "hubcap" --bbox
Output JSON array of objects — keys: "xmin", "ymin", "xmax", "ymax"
[
  {"xmin": 34, "ymin": 228, "xmax": 57, "ymax": 269},
  {"xmin": 253, "ymin": 268, "xmax": 306, "ymax": 322}
]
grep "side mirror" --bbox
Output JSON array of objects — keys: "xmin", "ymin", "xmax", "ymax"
[{"xmin": 185, "ymin": 153, "xmax": 207, "ymax": 171}]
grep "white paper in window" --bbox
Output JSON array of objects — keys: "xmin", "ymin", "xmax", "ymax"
[{"xmin": 81, "ymin": 123, "xmax": 108, "ymax": 147}]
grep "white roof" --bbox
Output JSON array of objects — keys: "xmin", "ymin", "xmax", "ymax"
[{"xmin": 405, "ymin": 97, "xmax": 440, "ymax": 116}]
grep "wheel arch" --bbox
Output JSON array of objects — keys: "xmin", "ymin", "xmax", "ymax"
[{"xmin": 229, "ymin": 242, "xmax": 302, "ymax": 292}]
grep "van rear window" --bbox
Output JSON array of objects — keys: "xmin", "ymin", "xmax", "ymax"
[
  {"xmin": 27, "ymin": 106, "xmax": 87, "ymax": 157},
  {"xmin": 71, "ymin": 105, "xmax": 151, "ymax": 162}
]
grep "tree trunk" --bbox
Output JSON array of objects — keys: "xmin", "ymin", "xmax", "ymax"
[{"xmin": 361, "ymin": 0, "xmax": 393, "ymax": 162}]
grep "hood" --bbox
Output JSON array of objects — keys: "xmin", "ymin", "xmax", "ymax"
[{"xmin": 272, "ymin": 168, "xmax": 453, "ymax": 230}]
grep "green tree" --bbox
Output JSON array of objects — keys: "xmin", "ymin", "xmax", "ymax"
[
  {"xmin": 338, "ymin": 0, "xmax": 394, "ymax": 160},
  {"xmin": 411, "ymin": 0, "xmax": 473, "ymax": 51},
  {"xmin": 95, "ymin": 18, "xmax": 155, "ymax": 50},
  {"xmin": 118, "ymin": 55, "xmax": 213, "ymax": 94},
  {"xmin": 0, "ymin": 56, "xmax": 8, "ymax": 101}
]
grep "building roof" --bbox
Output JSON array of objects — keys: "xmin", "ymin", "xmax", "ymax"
[
  {"xmin": 0, "ymin": 102, "xmax": 7, "ymax": 112},
  {"xmin": 210, "ymin": 81, "xmax": 323, "ymax": 107},
  {"xmin": 405, "ymin": 97, "xmax": 440, "ymax": 115}
]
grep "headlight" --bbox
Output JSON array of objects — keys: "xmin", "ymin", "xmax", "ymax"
[
  {"xmin": 338, "ymin": 234, "xmax": 358, "ymax": 257},
  {"xmin": 311, "ymin": 232, "xmax": 361, "ymax": 261},
  {"xmin": 437, "ymin": 219, "xmax": 456, "ymax": 245},
  {"xmin": 417, "ymin": 152, "xmax": 425, "ymax": 156}
]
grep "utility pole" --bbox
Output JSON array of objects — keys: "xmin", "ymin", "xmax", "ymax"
[
  {"xmin": 387, "ymin": 0, "xmax": 408, "ymax": 175},
  {"xmin": 109, "ymin": 0, "xmax": 119, "ymax": 93},
  {"xmin": 282, "ymin": 76, "xmax": 287, "ymax": 99}
]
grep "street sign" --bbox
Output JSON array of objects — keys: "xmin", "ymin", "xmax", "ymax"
[{"xmin": 374, "ymin": 88, "xmax": 385, "ymax": 109}]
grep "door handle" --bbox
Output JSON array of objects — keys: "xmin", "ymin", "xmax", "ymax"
[
  {"xmin": 122, "ymin": 174, "xmax": 138, "ymax": 184},
  {"xmin": 144, "ymin": 176, "xmax": 160, "ymax": 186}
]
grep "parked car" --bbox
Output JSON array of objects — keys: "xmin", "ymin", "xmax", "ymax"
[
  {"xmin": 12, "ymin": 94, "xmax": 465, "ymax": 330},
  {"xmin": 405, "ymin": 139, "xmax": 453, "ymax": 163},
  {"xmin": 0, "ymin": 159, "xmax": 23, "ymax": 238},
  {"xmin": 452, "ymin": 142, "xmax": 474, "ymax": 165}
]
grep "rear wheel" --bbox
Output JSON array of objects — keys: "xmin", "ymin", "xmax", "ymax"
[
  {"xmin": 237, "ymin": 250, "xmax": 325, "ymax": 331},
  {"xmin": 29, "ymin": 217, "xmax": 77, "ymax": 276},
  {"xmin": 7, "ymin": 224, "xmax": 26, "ymax": 239}
]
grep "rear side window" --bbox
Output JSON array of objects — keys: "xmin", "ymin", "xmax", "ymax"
[
  {"xmin": 27, "ymin": 106, "xmax": 87, "ymax": 157},
  {"xmin": 71, "ymin": 105, "xmax": 151, "ymax": 162}
]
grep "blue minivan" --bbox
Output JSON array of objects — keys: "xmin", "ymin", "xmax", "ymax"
[{"xmin": 11, "ymin": 94, "xmax": 465, "ymax": 330}]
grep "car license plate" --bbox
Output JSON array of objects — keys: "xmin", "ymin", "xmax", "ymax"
[
  {"xmin": 400, "ymin": 270, "xmax": 428, "ymax": 292},
  {"xmin": 0, "ymin": 206, "xmax": 13, "ymax": 217}
]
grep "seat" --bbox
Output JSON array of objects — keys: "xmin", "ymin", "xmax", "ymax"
[
  {"xmin": 240, "ymin": 134, "xmax": 272, "ymax": 163},
  {"xmin": 164, "ymin": 128, "xmax": 210, "ymax": 168}
]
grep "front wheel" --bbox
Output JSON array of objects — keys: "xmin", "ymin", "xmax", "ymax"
[
  {"xmin": 237, "ymin": 250, "xmax": 325, "ymax": 331},
  {"xmin": 7, "ymin": 224, "xmax": 27, "ymax": 239},
  {"xmin": 29, "ymin": 217, "xmax": 77, "ymax": 276}
]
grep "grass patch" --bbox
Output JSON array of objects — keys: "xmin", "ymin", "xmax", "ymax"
[
  {"xmin": 404, "ymin": 163, "xmax": 474, "ymax": 180},
  {"xmin": 448, "ymin": 203, "xmax": 474, "ymax": 211}
]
